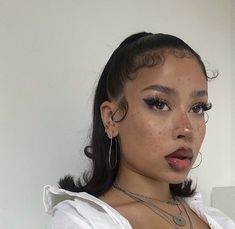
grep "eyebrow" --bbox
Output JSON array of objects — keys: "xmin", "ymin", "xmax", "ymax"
[
  {"xmin": 191, "ymin": 90, "xmax": 208, "ymax": 98},
  {"xmin": 142, "ymin": 84, "xmax": 208, "ymax": 98},
  {"xmin": 142, "ymin": 85, "xmax": 176, "ymax": 95}
]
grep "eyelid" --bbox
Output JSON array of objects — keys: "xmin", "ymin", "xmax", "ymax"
[{"xmin": 143, "ymin": 96, "xmax": 169, "ymax": 103}]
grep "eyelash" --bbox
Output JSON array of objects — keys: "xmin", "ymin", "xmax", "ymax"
[
  {"xmin": 190, "ymin": 102, "xmax": 212, "ymax": 115},
  {"xmin": 143, "ymin": 97, "xmax": 212, "ymax": 115},
  {"xmin": 143, "ymin": 98, "xmax": 170, "ymax": 112}
]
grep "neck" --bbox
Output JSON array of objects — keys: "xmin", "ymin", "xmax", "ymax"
[{"xmin": 116, "ymin": 164, "xmax": 173, "ymax": 202}]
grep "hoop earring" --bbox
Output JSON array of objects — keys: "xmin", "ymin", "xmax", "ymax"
[
  {"xmin": 205, "ymin": 112, "xmax": 209, "ymax": 124},
  {"xmin": 108, "ymin": 134, "xmax": 118, "ymax": 169},
  {"xmin": 191, "ymin": 152, "xmax": 202, "ymax": 169}
]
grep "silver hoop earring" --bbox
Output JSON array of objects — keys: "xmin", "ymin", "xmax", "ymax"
[
  {"xmin": 191, "ymin": 152, "xmax": 202, "ymax": 169},
  {"xmin": 108, "ymin": 134, "xmax": 118, "ymax": 169},
  {"xmin": 205, "ymin": 112, "xmax": 209, "ymax": 124}
]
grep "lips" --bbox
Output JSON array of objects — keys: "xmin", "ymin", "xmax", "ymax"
[{"xmin": 165, "ymin": 148, "xmax": 193, "ymax": 171}]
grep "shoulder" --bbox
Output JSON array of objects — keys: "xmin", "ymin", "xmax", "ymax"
[
  {"xmin": 183, "ymin": 192, "xmax": 235, "ymax": 229},
  {"xmin": 43, "ymin": 185, "xmax": 132, "ymax": 229}
]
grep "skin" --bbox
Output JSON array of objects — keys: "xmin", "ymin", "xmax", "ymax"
[{"xmin": 100, "ymin": 53, "xmax": 209, "ymax": 228}]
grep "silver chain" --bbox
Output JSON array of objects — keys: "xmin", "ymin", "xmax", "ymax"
[{"xmin": 113, "ymin": 183, "xmax": 193, "ymax": 229}]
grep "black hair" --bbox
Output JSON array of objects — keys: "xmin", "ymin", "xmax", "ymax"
[{"xmin": 59, "ymin": 32, "xmax": 215, "ymax": 198}]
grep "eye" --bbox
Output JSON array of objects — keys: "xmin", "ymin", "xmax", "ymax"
[
  {"xmin": 143, "ymin": 98, "xmax": 170, "ymax": 112},
  {"xmin": 190, "ymin": 102, "xmax": 212, "ymax": 115}
]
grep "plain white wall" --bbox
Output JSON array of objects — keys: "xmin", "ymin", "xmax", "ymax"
[
  {"xmin": 0, "ymin": 1, "xmax": 234, "ymax": 228},
  {"xmin": 232, "ymin": 0, "xmax": 235, "ymax": 185}
]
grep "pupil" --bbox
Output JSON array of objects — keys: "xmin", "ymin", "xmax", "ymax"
[{"xmin": 157, "ymin": 102, "xmax": 164, "ymax": 109}]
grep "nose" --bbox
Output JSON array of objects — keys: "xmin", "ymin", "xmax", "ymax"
[{"xmin": 172, "ymin": 112, "xmax": 193, "ymax": 141}]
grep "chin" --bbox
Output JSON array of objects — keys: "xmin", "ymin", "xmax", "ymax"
[{"xmin": 167, "ymin": 172, "xmax": 189, "ymax": 184}]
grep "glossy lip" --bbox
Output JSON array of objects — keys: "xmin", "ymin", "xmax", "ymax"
[
  {"xmin": 165, "ymin": 147, "xmax": 194, "ymax": 171},
  {"xmin": 165, "ymin": 147, "xmax": 193, "ymax": 160}
]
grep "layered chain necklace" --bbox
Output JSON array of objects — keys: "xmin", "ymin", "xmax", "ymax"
[{"xmin": 113, "ymin": 183, "xmax": 193, "ymax": 229}]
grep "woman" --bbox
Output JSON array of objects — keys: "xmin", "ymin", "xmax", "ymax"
[{"xmin": 44, "ymin": 32, "xmax": 235, "ymax": 228}]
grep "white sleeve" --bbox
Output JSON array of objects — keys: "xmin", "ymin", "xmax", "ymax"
[
  {"xmin": 184, "ymin": 193, "xmax": 235, "ymax": 229},
  {"xmin": 46, "ymin": 202, "xmax": 92, "ymax": 229},
  {"xmin": 43, "ymin": 186, "xmax": 132, "ymax": 229}
]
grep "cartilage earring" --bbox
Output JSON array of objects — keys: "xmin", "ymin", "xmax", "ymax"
[{"xmin": 191, "ymin": 152, "xmax": 202, "ymax": 169}]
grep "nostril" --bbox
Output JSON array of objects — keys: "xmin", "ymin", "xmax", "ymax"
[{"xmin": 177, "ymin": 134, "xmax": 185, "ymax": 139}]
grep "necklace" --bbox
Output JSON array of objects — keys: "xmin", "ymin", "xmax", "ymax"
[
  {"xmin": 113, "ymin": 183, "xmax": 193, "ymax": 229},
  {"xmin": 114, "ymin": 183, "xmax": 178, "ymax": 205}
]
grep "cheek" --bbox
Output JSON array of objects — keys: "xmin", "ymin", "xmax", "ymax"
[
  {"xmin": 194, "ymin": 122, "xmax": 206, "ymax": 152},
  {"xmin": 197, "ymin": 121, "xmax": 206, "ymax": 137},
  {"xmin": 200, "ymin": 125, "xmax": 206, "ymax": 143},
  {"xmin": 118, "ymin": 112, "xmax": 168, "ymax": 156}
]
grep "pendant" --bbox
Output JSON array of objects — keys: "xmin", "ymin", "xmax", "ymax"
[{"xmin": 173, "ymin": 216, "xmax": 186, "ymax": 226}]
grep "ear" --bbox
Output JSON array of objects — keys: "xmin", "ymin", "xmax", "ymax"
[{"xmin": 100, "ymin": 101, "xmax": 119, "ymax": 138}]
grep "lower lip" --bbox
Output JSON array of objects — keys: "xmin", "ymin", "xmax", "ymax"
[{"xmin": 166, "ymin": 157, "xmax": 191, "ymax": 171}]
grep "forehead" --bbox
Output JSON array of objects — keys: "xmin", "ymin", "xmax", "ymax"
[{"xmin": 124, "ymin": 53, "xmax": 208, "ymax": 94}]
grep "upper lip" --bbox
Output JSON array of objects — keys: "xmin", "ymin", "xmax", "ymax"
[{"xmin": 165, "ymin": 147, "xmax": 193, "ymax": 159}]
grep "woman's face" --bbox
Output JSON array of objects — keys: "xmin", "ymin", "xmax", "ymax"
[{"xmin": 116, "ymin": 53, "xmax": 208, "ymax": 184}]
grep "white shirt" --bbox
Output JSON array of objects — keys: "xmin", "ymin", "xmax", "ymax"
[{"xmin": 43, "ymin": 185, "xmax": 235, "ymax": 229}]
